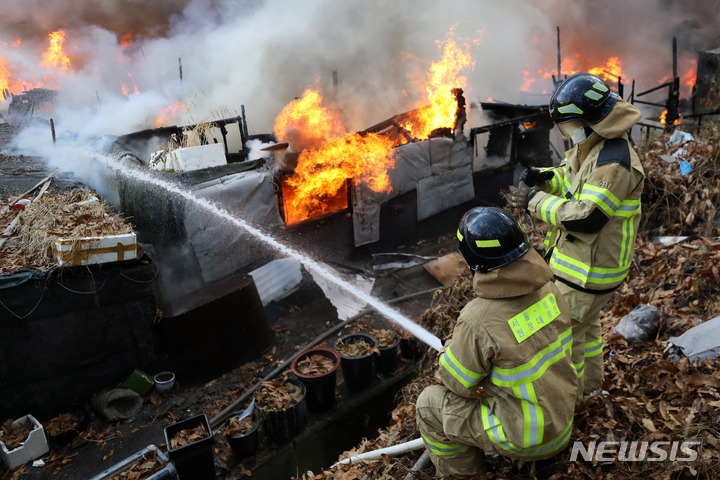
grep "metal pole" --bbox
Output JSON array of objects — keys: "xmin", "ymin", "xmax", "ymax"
[
  {"xmin": 556, "ymin": 26, "xmax": 562, "ymax": 82},
  {"xmin": 50, "ymin": 118, "xmax": 56, "ymax": 144}
]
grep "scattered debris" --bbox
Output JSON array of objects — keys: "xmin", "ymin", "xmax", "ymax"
[
  {"xmin": 613, "ymin": 304, "xmax": 662, "ymax": 343},
  {"xmin": 668, "ymin": 315, "xmax": 720, "ymax": 361}
]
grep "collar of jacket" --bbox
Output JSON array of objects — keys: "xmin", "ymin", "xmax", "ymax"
[
  {"xmin": 472, "ymin": 248, "xmax": 554, "ymax": 299},
  {"xmin": 590, "ymin": 98, "xmax": 642, "ymax": 138}
]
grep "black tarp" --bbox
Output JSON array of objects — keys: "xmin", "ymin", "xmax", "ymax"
[{"xmin": 0, "ymin": 259, "xmax": 160, "ymax": 420}]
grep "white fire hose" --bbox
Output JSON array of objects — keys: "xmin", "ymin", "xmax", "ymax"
[{"xmin": 331, "ymin": 437, "xmax": 426, "ymax": 468}]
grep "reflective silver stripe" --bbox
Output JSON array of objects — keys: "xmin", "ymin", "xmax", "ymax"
[
  {"xmin": 581, "ymin": 188, "xmax": 618, "ymax": 212},
  {"xmin": 518, "ymin": 383, "xmax": 539, "ymax": 447},
  {"xmin": 441, "ymin": 349, "xmax": 482, "ymax": 388},
  {"xmin": 490, "ymin": 332, "xmax": 572, "ymax": 384}
]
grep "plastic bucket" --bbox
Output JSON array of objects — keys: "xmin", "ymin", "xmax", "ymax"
[
  {"xmin": 290, "ymin": 347, "xmax": 340, "ymax": 413},
  {"xmin": 256, "ymin": 378, "xmax": 308, "ymax": 442},
  {"xmin": 226, "ymin": 412, "xmax": 260, "ymax": 459},
  {"xmin": 335, "ymin": 333, "xmax": 377, "ymax": 392},
  {"xmin": 164, "ymin": 414, "xmax": 214, "ymax": 480}
]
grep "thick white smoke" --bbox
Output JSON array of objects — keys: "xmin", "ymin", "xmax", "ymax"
[{"xmin": 1, "ymin": 0, "xmax": 719, "ymax": 143}]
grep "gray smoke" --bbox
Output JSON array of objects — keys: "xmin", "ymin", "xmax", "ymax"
[{"xmin": 1, "ymin": 0, "xmax": 718, "ymax": 141}]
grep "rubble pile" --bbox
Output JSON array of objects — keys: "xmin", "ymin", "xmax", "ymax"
[{"xmin": 295, "ymin": 128, "xmax": 720, "ymax": 480}]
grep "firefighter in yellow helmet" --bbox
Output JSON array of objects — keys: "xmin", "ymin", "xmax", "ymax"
[
  {"xmin": 416, "ymin": 207, "xmax": 576, "ymax": 478},
  {"xmin": 509, "ymin": 72, "xmax": 645, "ymax": 402}
]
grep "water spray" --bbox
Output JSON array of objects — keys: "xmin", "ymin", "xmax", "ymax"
[{"xmin": 94, "ymin": 150, "xmax": 443, "ymax": 352}]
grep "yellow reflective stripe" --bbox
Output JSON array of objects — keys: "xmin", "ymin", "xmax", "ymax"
[
  {"xmin": 421, "ymin": 433, "xmax": 469, "ymax": 456},
  {"xmin": 489, "ymin": 327, "xmax": 573, "ymax": 387},
  {"xmin": 440, "ymin": 347, "xmax": 484, "ymax": 389},
  {"xmin": 476, "ymin": 239, "xmax": 501, "ymax": 248},
  {"xmin": 539, "ymin": 195, "xmax": 564, "ymax": 225},
  {"xmin": 550, "ymin": 250, "xmax": 629, "ymax": 285},
  {"xmin": 513, "ymin": 383, "xmax": 544, "ymax": 448},
  {"xmin": 506, "ymin": 293, "xmax": 562, "ymax": 343},
  {"xmin": 481, "ymin": 399, "xmax": 573, "ymax": 456},
  {"xmin": 573, "ymin": 358, "xmax": 585, "ymax": 378},
  {"xmin": 584, "ymin": 337, "xmax": 603, "ymax": 357},
  {"xmin": 457, "ymin": 230, "xmax": 464, "ymax": 242},
  {"xmin": 614, "ymin": 198, "xmax": 641, "ymax": 218},
  {"xmin": 578, "ymin": 184, "xmax": 620, "ymax": 217}
]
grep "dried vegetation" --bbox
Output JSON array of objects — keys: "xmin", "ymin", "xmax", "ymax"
[{"xmin": 0, "ymin": 189, "xmax": 134, "ymax": 275}]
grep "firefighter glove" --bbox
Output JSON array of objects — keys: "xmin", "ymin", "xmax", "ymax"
[
  {"xmin": 509, "ymin": 182, "xmax": 536, "ymax": 209},
  {"xmin": 520, "ymin": 167, "xmax": 554, "ymax": 188}
]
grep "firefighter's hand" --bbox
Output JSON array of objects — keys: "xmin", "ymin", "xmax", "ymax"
[
  {"xmin": 509, "ymin": 182, "xmax": 534, "ymax": 209},
  {"xmin": 520, "ymin": 167, "xmax": 554, "ymax": 188}
]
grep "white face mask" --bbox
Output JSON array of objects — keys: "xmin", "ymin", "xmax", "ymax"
[
  {"xmin": 569, "ymin": 126, "xmax": 588, "ymax": 144},
  {"xmin": 559, "ymin": 122, "xmax": 588, "ymax": 145}
]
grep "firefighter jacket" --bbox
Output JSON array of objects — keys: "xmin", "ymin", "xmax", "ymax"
[
  {"xmin": 438, "ymin": 248, "xmax": 577, "ymax": 460},
  {"xmin": 527, "ymin": 98, "xmax": 645, "ymax": 292}
]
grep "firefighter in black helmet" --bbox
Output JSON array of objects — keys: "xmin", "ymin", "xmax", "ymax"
[
  {"xmin": 509, "ymin": 72, "xmax": 645, "ymax": 402},
  {"xmin": 416, "ymin": 207, "xmax": 576, "ymax": 478}
]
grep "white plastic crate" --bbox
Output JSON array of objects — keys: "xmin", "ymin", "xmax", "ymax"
[
  {"xmin": 0, "ymin": 414, "xmax": 49, "ymax": 470},
  {"xmin": 53, "ymin": 233, "xmax": 138, "ymax": 266},
  {"xmin": 88, "ymin": 444, "xmax": 177, "ymax": 480}
]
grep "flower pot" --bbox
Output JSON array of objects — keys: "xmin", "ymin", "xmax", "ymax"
[
  {"xmin": 290, "ymin": 347, "xmax": 341, "ymax": 413},
  {"xmin": 164, "ymin": 413, "xmax": 214, "ymax": 480},
  {"xmin": 335, "ymin": 333, "xmax": 377, "ymax": 392},
  {"xmin": 154, "ymin": 371, "xmax": 176, "ymax": 394},
  {"xmin": 255, "ymin": 377, "xmax": 307, "ymax": 442},
  {"xmin": 225, "ymin": 412, "xmax": 260, "ymax": 459},
  {"xmin": 374, "ymin": 330, "xmax": 401, "ymax": 375}
]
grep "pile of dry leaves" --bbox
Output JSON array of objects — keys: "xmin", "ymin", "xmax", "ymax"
[
  {"xmin": 0, "ymin": 189, "xmax": 134, "ymax": 275},
  {"xmin": 293, "ymin": 128, "xmax": 720, "ymax": 480}
]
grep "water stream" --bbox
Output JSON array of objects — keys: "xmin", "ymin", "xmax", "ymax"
[{"xmin": 97, "ymin": 152, "xmax": 443, "ymax": 352}]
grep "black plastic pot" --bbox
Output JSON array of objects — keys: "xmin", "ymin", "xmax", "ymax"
[
  {"xmin": 335, "ymin": 333, "xmax": 377, "ymax": 392},
  {"xmin": 226, "ymin": 412, "xmax": 260, "ymax": 459},
  {"xmin": 375, "ymin": 330, "xmax": 401, "ymax": 375},
  {"xmin": 256, "ymin": 378, "xmax": 308, "ymax": 442},
  {"xmin": 164, "ymin": 413, "xmax": 215, "ymax": 480},
  {"xmin": 290, "ymin": 347, "xmax": 341, "ymax": 414}
]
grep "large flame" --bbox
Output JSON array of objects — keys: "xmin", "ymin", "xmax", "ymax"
[
  {"xmin": 276, "ymin": 88, "xmax": 397, "ymax": 226},
  {"xmin": 401, "ymin": 33, "xmax": 474, "ymax": 138},
  {"xmin": 275, "ymin": 30, "xmax": 473, "ymax": 226},
  {"xmin": 40, "ymin": 30, "xmax": 72, "ymax": 74}
]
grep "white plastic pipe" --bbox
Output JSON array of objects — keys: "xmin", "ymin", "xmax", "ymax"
[{"xmin": 331, "ymin": 437, "xmax": 426, "ymax": 468}]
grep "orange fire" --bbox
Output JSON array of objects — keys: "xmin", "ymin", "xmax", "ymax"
[
  {"xmin": 40, "ymin": 30, "xmax": 72, "ymax": 74},
  {"xmin": 401, "ymin": 34, "xmax": 474, "ymax": 138},
  {"xmin": 154, "ymin": 101, "xmax": 185, "ymax": 128},
  {"xmin": 522, "ymin": 56, "xmax": 625, "ymax": 94},
  {"xmin": 659, "ymin": 109, "xmax": 682, "ymax": 126},
  {"xmin": 276, "ymin": 88, "xmax": 397, "ymax": 226},
  {"xmin": 276, "ymin": 31, "xmax": 472, "ymax": 226}
]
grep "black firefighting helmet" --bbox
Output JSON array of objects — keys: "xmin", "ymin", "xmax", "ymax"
[
  {"xmin": 549, "ymin": 73, "xmax": 618, "ymax": 125},
  {"xmin": 456, "ymin": 207, "xmax": 530, "ymax": 273}
]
